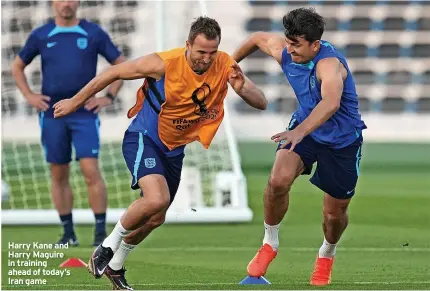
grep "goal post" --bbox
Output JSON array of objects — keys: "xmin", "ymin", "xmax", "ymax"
[{"xmin": 1, "ymin": 0, "xmax": 253, "ymax": 225}]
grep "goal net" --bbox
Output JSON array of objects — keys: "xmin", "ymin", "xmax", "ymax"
[{"xmin": 1, "ymin": 0, "xmax": 252, "ymax": 224}]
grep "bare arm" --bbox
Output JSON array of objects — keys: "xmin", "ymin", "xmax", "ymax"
[
  {"xmin": 83, "ymin": 55, "xmax": 129, "ymax": 113},
  {"xmin": 11, "ymin": 56, "xmax": 50, "ymax": 111},
  {"xmin": 295, "ymin": 58, "xmax": 343, "ymax": 136},
  {"xmin": 228, "ymin": 63, "xmax": 267, "ymax": 110},
  {"xmin": 11, "ymin": 56, "xmax": 33, "ymax": 97},
  {"xmin": 105, "ymin": 55, "xmax": 127, "ymax": 97},
  {"xmin": 236, "ymin": 76, "xmax": 267, "ymax": 110},
  {"xmin": 71, "ymin": 53, "xmax": 165, "ymax": 109},
  {"xmin": 232, "ymin": 32, "xmax": 285, "ymax": 64}
]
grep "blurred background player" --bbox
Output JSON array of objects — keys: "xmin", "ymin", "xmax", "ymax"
[
  {"xmin": 11, "ymin": 0, "xmax": 126, "ymax": 246},
  {"xmin": 53, "ymin": 16, "xmax": 267, "ymax": 290},
  {"xmin": 233, "ymin": 7, "xmax": 366, "ymax": 286}
]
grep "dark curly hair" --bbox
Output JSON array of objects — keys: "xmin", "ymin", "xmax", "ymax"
[{"xmin": 283, "ymin": 7, "xmax": 325, "ymax": 43}]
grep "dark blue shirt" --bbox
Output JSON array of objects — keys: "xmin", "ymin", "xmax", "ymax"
[
  {"xmin": 281, "ymin": 40, "xmax": 367, "ymax": 148},
  {"xmin": 19, "ymin": 19, "xmax": 121, "ymax": 118}
]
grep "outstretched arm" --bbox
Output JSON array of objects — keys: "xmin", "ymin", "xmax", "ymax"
[
  {"xmin": 228, "ymin": 63, "xmax": 267, "ymax": 110},
  {"xmin": 105, "ymin": 55, "xmax": 127, "ymax": 99},
  {"xmin": 53, "ymin": 53, "xmax": 165, "ymax": 118},
  {"xmin": 232, "ymin": 32, "xmax": 285, "ymax": 64},
  {"xmin": 84, "ymin": 55, "xmax": 127, "ymax": 113}
]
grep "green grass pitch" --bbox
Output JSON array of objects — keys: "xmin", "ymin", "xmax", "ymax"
[{"xmin": 2, "ymin": 142, "xmax": 430, "ymax": 290}]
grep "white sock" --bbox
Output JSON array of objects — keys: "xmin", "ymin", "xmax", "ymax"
[
  {"xmin": 318, "ymin": 238, "xmax": 337, "ymax": 258},
  {"xmin": 262, "ymin": 222, "xmax": 280, "ymax": 250},
  {"xmin": 102, "ymin": 221, "xmax": 131, "ymax": 252},
  {"xmin": 108, "ymin": 241, "xmax": 136, "ymax": 271}
]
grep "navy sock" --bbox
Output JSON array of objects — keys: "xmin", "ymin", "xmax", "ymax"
[
  {"xmin": 59, "ymin": 213, "xmax": 75, "ymax": 237},
  {"xmin": 94, "ymin": 213, "xmax": 106, "ymax": 234}
]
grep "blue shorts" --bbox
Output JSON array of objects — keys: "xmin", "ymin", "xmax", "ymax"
[
  {"xmin": 277, "ymin": 119, "xmax": 363, "ymax": 199},
  {"xmin": 122, "ymin": 130, "xmax": 184, "ymax": 202},
  {"xmin": 39, "ymin": 114, "xmax": 100, "ymax": 164}
]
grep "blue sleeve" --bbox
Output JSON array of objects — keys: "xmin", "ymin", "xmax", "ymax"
[
  {"xmin": 97, "ymin": 28, "xmax": 121, "ymax": 64},
  {"xmin": 18, "ymin": 31, "xmax": 40, "ymax": 64},
  {"xmin": 281, "ymin": 48, "xmax": 291, "ymax": 68}
]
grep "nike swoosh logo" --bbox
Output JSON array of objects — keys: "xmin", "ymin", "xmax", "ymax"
[
  {"xmin": 97, "ymin": 266, "xmax": 107, "ymax": 274},
  {"xmin": 347, "ymin": 189, "xmax": 354, "ymax": 195},
  {"xmin": 47, "ymin": 42, "xmax": 57, "ymax": 48},
  {"xmin": 288, "ymin": 72, "xmax": 299, "ymax": 77}
]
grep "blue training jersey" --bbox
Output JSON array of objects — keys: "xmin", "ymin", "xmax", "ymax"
[
  {"xmin": 281, "ymin": 40, "xmax": 367, "ymax": 149},
  {"xmin": 127, "ymin": 77, "xmax": 186, "ymax": 158},
  {"xmin": 18, "ymin": 19, "xmax": 121, "ymax": 118}
]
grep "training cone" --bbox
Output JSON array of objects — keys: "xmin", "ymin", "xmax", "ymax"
[
  {"xmin": 239, "ymin": 275, "xmax": 271, "ymax": 284},
  {"xmin": 59, "ymin": 258, "xmax": 87, "ymax": 268}
]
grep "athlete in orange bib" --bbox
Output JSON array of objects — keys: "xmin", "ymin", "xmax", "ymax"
[{"xmin": 54, "ymin": 17, "xmax": 267, "ymax": 289}]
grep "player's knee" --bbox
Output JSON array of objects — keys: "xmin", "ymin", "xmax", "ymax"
[
  {"xmin": 51, "ymin": 175, "xmax": 69, "ymax": 186},
  {"xmin": 50, "ymin": 164, "xmax": 70, "ymax": 185},
  {"xmin": 323, "ymin": 199, "xmax": 349, "ymax": 219},
  {"xmin": 83, "ymin": 173, "xmax": 102, "ymax": 187},
  {"xmin": 145, "ymin": 196, "xmax": 170, "ymax": 213},
  {"xmin": 80, "ymin": 159, "xmax": 104, "ymax": 186},
  {"xmin": 81, "ymin": 168, "xmax": 103, "ymax": 187},
  {"xmin": 268, "ymin": 172, "xmax": 295, "ymax": 195},
  {"xmin": 323, "ymin": 209, "xmax": 347, "ymax": 223}
]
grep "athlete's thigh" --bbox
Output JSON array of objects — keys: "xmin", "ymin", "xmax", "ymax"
[
  {"xmin": 276, "ymin": 118, "xmax": 318, "ymax": 176},
  {"xmin": 68, "ymin": 117, "xmax": 100, "ymax": 160},
  {"xmin": 40, "ymin": 115, "xmax": 72, "ymax": 164},
  {"xmin": 271, "ymin": 150, "xmax": 305, "ymax": 185},
  {"xmin": 311, "ymin": 136, "xmax": 363, "ymax": 199}
]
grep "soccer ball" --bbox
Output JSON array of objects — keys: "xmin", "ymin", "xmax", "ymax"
[{"xmin": 2, "ymin": 180, "xmax": 10, "ymax": 201}]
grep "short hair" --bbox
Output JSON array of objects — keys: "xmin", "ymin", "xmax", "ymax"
[
  {"xmin": 188, "ymin": 16, "xmax": 221, "ymax": 44},
  {"xmin": 282, "ymin": 7, "xmax": 325, "ymax": 43}
]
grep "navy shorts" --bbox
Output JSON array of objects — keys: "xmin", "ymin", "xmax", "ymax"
[
  {"xmin": 122, "ymin": 130, "xmax": 184, "ymax": 202},
  {"xmin": 277, "ymin": 119, "xmax": 363, "ymax": 199},
  {"xmin": 39, "ymin": 114, "xmax": 100, "ymax": 164}
]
